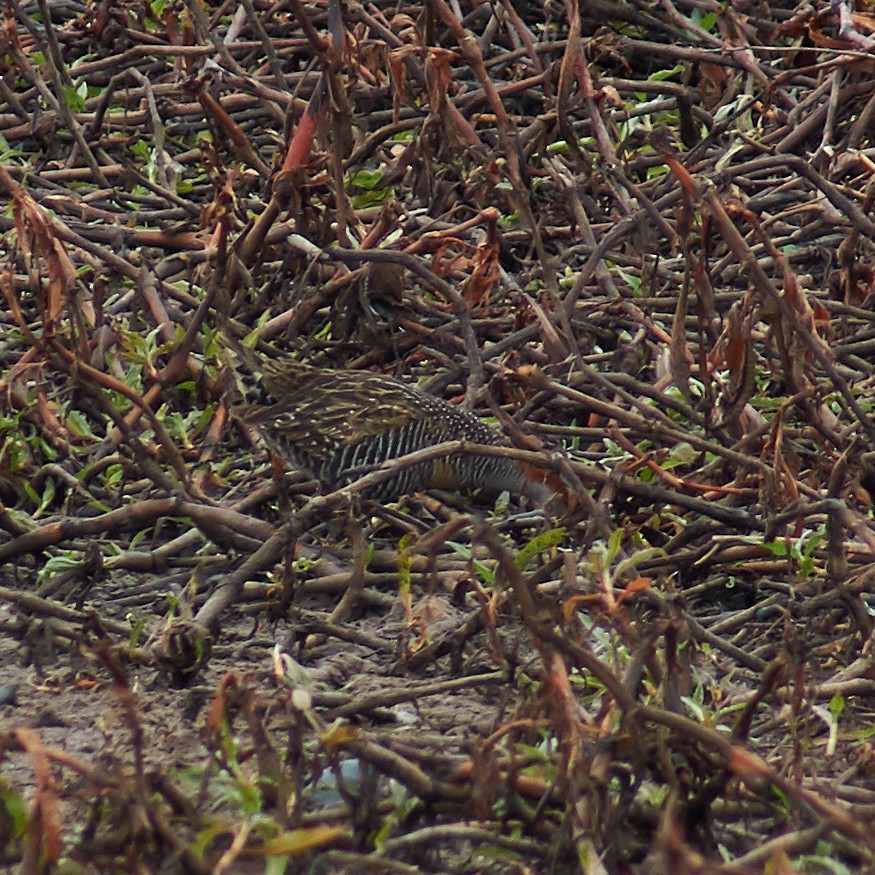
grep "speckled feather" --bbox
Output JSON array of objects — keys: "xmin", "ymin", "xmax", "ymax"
[{"xmin": 226, "ymin": 342, "xmax": 545, "ymax": 501}]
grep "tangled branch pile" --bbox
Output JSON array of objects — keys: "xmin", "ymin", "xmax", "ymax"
[{"xmin": 3, "ymin": 0, "xmax": 875, "ymax": 872}]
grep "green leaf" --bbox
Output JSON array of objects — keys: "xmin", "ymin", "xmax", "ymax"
[
  {"xmin": 646, "ymin": 163, "xmax": 669, "ymax": 180},
  {"xmin": 130, "ymin": 140, "xmax": 150, "ymax": 160},
  {"xmin": 350, "ymin": 186, "xmax": 393, "ymax": 208},
  {"xmin": 606, "ymin": 528, "xmax": 624, "ymax": 563},
  {"xmin": 446, "ymin": 541, "xmax": 495, "ymax": 585},
  {"xmin": 266, "ymin": 857, "xmax": 289, "ymax": 875},
  {"xmin": 5, "ymin": 437, "xmax": 30, "ymax": 472},
  {"xmin": 348, "ymin": 169, "xmax": 384, "ymax": 190},
  {"xmin": 63, "ymin": 81, "xmax": 88, "ymax": 112},
  {"xmin": 23, "ymin": 482, "xmax": 39, "ymax": 507},
  {"xmin": 130, "ymin": 528, "xmax": 151, "ymax": 550},
  {"xmin": 33, "ymin": 477, "xmax": 56, "ymax": 518},
  {"xmin": 681, "ymin": 695, "xmax": 705, "ymax": 722},
  {"xmin": 0, "ymin": 782, "xmax": 27, "ymax": 835},
  {"xmin": 66, "ymin": 409, "xmax": 94, "ymax": 437},
  {"xmin": 615, "ymin": 547, "xmax": 665, "ymax": 579},
  {"xmin": 260, "ymin": 825, "xmax": 349, "ymax": 856},
  {"xmin": 760, "ymin": 540, "xmax": 789, "ymax": 558},
  {"xmin": 515, "ymin": 528, "xmax": 566, "ymax": 570},
  {"xmin": 648, "ymin": 65, "xmax": 683, "ymax": 82},
  {"xmin": 128, "ymin": 614, "xmax": 149, "ymax": 649},
  {"xmin": 844, "ymin": 725, "xmax": 875, "ymax": 741},
  {"xmin": 35, "ymin": 437, "xmax": 59, "ymax": 461},
  {"xmin": 38, "ymin": 553, "xmax": 82, "ymax": 582},
  {"xmin": 690, "ymin": 9, "xmax": 718, "ymax": 31}
]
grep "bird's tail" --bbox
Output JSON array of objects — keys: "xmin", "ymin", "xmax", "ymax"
[{"xmin": 519, "ymin": 461, "xmax": 568, "ymax": 514}]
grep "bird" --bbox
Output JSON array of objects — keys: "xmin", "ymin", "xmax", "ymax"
[{"xmin": 220, "ymin": 335, "xmax": 552, "ymax": 504}]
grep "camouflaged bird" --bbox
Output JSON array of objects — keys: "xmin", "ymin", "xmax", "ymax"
[{"xmin": 222, "ymin": 335, "xmax": 550, "ymax": 503}]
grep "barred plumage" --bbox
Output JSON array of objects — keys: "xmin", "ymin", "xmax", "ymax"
[{"xmin": 225, "ymin": 340, "xmax": 548, "ymax": 503}]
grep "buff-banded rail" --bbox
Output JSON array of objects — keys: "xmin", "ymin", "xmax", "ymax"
[{"xmin": 222, "ymin": 337, "xmax": 552, "ymax": 505}]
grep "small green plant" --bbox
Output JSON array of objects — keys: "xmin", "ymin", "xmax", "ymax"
[
  {"xmin": 0, "ymin": 777, "xmax": 27, "ymax": 841},
  {"xmin": 347, "ymin": 169, "xmax": 394, "ymax": 207},
  {"xmin": 753, "ymin": 526, "xmax": 825, "ymax": 580},
  {"xmin": 63, "ymin": 80, "xmax": 88, "ymax": 112},
  {"xmin": 447, "ymin": 540, "xmax": 495, "ymax": 586}
]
